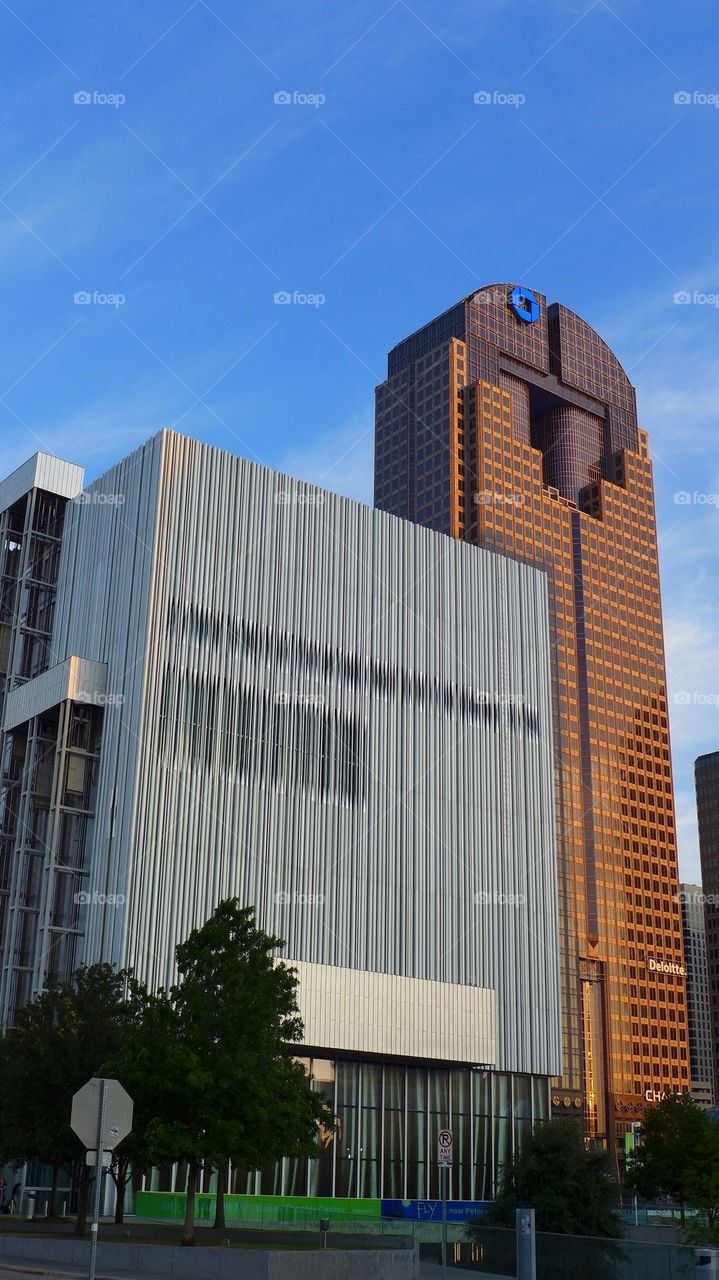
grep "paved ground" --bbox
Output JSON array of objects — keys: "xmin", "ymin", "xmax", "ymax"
[
  {"xmin": 0, "ymin": 1261, "xmax": 177, "ymax": 1280},
  {"xmin": 0, "ymin": 1251, "xmax": 516, "ymax": 1280},
  {"xmin": 419, "ymin": 1264, "xmax": 511, "ymax": 1279},
  {"xmin": 0, "ymin": 1253, "xmax": 516, "ymax": 1280},
  {"xmin": 0, "ymin": 1264, "xmax": 167, "ymax": 1280}
]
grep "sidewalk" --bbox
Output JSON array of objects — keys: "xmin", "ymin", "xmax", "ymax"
[
  {"xmin": 0, "ymin": 1261, "xmax": 167, "ymax": 1280},
  {"xmin": 420, "ymin": 1264, "xmax": 512, "ymax": 1279},
  {"xmin": 0, "ymin": 1256, "xmax": 440, "ymax": 1280},
  {"xmin": 0, "ymin": 1259, "xmax": 512, "ymax": 1280}
]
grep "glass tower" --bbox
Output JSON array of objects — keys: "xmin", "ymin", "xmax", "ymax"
[{"xmin": 374, "ymin": 283, "xmax": 690, "ymax": 1154}]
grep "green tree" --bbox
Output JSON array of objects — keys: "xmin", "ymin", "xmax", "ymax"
[
  {"xmin": 468, "ymin": 1120, "xmax": 623, "ymax": 1280},
  {"xmin": 627, "ymin": 1091, "xmax": 719, "ymax": 1230},
  {"xmin": 490, "ymin": 1119, "xmax": 622, "ymax": 1237},
  {"xmin": 102, "ymin": 985, "xmax": 173, "ymax": 1223},
  {"xmin": 140, "ymin": 899, "xmax": 331, "ymax": 1244},
  {"xmin": 0, "ymin": 965, "xmax": 143, "ymax": 1233}
]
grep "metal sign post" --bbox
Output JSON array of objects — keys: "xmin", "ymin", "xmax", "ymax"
[
  {"xmin": 88, "ymin": 1081, "xmax": 107, "ymax": 1280},
  {"xmin": 437, "ymin": 1129, "xmax": 453, "ymax": 1273},
  {"xmin": 71, "ymin": 1077, "xmax": 133, "ymax": 1280},
  {"xmin": 516, "ymin": 1206, "xmax": 536, "ymax": 1280}
]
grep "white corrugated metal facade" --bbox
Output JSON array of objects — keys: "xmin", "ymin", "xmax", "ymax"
[{"xmin": 39, "ymin": 429, "xmax": 561, "ymax": 1078}]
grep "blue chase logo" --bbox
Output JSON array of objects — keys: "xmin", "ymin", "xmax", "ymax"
[{"xmin": 509, "ymin": 285, "xmax": 540, "ymax": 324}]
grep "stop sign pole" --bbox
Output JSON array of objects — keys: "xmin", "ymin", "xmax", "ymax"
[{"xmin": 88, "ymin": 1081, "xmax": 107, "ymax": 1280}]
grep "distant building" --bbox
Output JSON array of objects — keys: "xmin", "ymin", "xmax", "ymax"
[
  {"xmin": 696, "ymin": 752, "xmax": 719, "ymax": 1104},
  {"xmin": 680, "ymin": 884, "xmax": 714, "ymax": 1106}
]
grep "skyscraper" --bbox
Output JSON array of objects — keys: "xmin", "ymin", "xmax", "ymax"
[
  {"xmin": 680, "ymin": 884, "xmax": 714, "ymax": 1107},
  {"xmin": 696, "ymin": 751, "xmax": 719, "ymax": 1104},
  {"xmin": 375, "ymin": 283, "xmax": 690, "ymax": 1152}
]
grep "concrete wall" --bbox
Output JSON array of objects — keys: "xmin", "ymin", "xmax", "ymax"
[{"xmin": 0, "ymin": 1235, "xmax": 419, "ymax": 1279}]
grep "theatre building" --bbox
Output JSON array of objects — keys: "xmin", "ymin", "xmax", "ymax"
[{"xmin": 0, "ymin": 431, "xmax": 560, "ymax": 1200}]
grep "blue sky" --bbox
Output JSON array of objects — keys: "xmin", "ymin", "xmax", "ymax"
[{"xmin": 1, "ymin": 0, "xmax": 717, "ymax": 880}]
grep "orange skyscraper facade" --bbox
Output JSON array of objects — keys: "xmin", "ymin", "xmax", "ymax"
[{"xmin": 374, "ymin": 284, "xmax": 690, "ymax": 1151}]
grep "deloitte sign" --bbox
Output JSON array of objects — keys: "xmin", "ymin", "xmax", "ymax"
[{"xmin": 647, "ymin": 957, "xmax": 686, "ymax": 977}]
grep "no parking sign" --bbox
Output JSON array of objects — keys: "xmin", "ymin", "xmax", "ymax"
[{"xmin": 437, "ymin": 1129, "xmax": 453, "ymax": 1166}]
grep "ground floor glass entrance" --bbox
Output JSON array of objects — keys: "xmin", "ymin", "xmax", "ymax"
[{"xmin": 238, "ymin": 1056, "xmax": 551, "ymax": 1201}]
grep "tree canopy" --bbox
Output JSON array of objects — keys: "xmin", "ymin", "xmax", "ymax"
[
  {"xmin": 147, "ymin": 899, "xmax": 330, "ymax": 1241},
  {"xmin": 491, "ymin": 1119, "xmax": 622, "ymax": 1237},
  {"xmin": 0, "ymin": 901, "xmax": 331, "ymax": 1244},
  {"xmin": 627, "ymin": 1091, "xmax": 719, "ymax": 1239},
  {"xmin": 0, "ymin": 964, "xmax": 142, "ymax": 1229}
]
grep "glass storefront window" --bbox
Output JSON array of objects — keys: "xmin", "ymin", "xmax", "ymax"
[
  {"xmin": 532, "ymin": 1076, "xmax": 549, "ymax": 1122},
  {"xmin": 513, "ymin": 1076, "xmax": 532, "ymax": 1154},
  {"xmin": 334, "ymin": 1061, "xmax": 359, "ymax": 1197},
  {"xmin": 451, "ymin": 1069, "xmax": 472, "ymax": 1200},
  {"xmin": 383, "ymin": 1065, "xmax": 405, "ymax": 1198},
  {"xmin": 358, "ymin": 1064, "xmax": 381, "ymax": 1197},
  {"xmin": 234, "ymin": 1060, "xmax": 552, "ymax": 1201},
  {"xmin": 473, "ymin": 1072, "xmax": 492, "ymax": 1201},
  {"xmin": 308, "ymin": 1059, "xmax": 335, "ymax": 1197},
  {"xmin": 493, "ymin": 1073, "xmax": 512, "ymax": 1193},
  {"xmin": 428, "ymin": 1069, "xmax": 449, "ymax": 1198},
  {"xmin": 406, "ymin": 1066, "xmax": 427, "ymax": 1197}
]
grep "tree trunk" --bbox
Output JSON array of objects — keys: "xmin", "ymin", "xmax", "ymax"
[
  {"xmin": 73, "ymin": 1169, "xmax": 91, "ymax": 1236},
  {"xmin": 114, "ymin": 1158, "xmax": 128, "ymax": 1225},
  {"xmin": 181, "ymin": 1161, "xmax": 198, "ymax": 1246},
  {"xmin": 213, "ymin": 1160, "xmax": 228, "ymax": 1231},
  {"xmin": 47, "ymin": 1165, "xmax": 59, "ymax": 1219}
]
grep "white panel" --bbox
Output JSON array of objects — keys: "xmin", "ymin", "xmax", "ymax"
[
  {"xmin": 3, "ymin": 656, "xmax": 107, "ymax": 730},
  {"xmin": 290, "ymin": 959, "xmax": 496, "ymax": 1064},
  {"xmin": 0, "ymin": 453, "xmax": 84, "ymax": 513}
]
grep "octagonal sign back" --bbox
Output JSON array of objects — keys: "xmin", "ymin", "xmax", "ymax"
[{"xmin": 71, "ymin": 1077, "xmax": 133, "ymax": 1151}]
